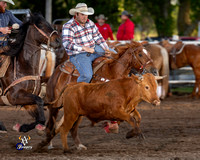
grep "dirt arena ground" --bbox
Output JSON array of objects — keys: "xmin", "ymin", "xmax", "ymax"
[{"xmin": 0, "ymin": 95, "xmax": 200, "ymax": 160}]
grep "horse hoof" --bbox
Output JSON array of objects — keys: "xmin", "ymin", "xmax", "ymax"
[
  {"xmin": 37, "ymin": 130, "xmax": 45, "ymax": 136},
  {"xmin": 76, "ymin": 144, "xmax": 87, "ymax": 150},
  {"xmin": 103, "ymin": 121, "xmax": 119, "ymax": 134},
  {"xmin": 48, "ymin": 145, "xmax": 54, "ymax": 150},
  {"xmin": 12, "ymin": 123, "xmax": 20, "ymax": 132},
  {"xmin": 63, "ymin": 149, "xmax": 72, "ymax": 154},
  {"xmin": 35, "ymin": 124, "xmax": 46, "ymax": 131},
  {"xmin": 35, "ymin": 124, "xmax": 46, "ymax": 136},
  {"xmin": 37, "ymin": 140, "xmax": 48, "ymax": 150}
]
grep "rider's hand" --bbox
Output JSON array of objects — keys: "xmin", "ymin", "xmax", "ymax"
[
  {"xmin": 0, "ymin": 27, "xmax": 11, "ymax": 34},
  {"xmin": 104, "ymin": 49, "xmax": 112, "ymax": 57},
  {"xmin": 82, "ymin": 46, "xmax": 94, "ymax": 53}
]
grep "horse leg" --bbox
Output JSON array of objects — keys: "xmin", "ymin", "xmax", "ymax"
[
  {"xmin": 13, "ymin": 90, "xmax": 45, "ymax": 132},
  {"xmin": 46, "ymin": 106, "xmax": 60, "ymax": 149},
  {"xmin": 196, "ymin": 78, "xmax": 200, "ymax": 98},
  {"xmin": 70, "ymin": 116, "xmax": 87, "ymax": 150},
  {"xmin": 192, "ymin": 68, "xmax": 200, "ymax": 97},
  {"xmin": 46, "ymin": 106, "xmax": 60, "ymax": 137},
  {"xmin": 192, "ymin": 82, "xmax": 197, "ymax": 97}
]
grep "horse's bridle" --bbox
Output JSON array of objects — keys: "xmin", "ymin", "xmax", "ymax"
[
  {"xmin": 33, "ymin": 24, "xmax": 58, "ymax": 47},
  {"xmin": 129, "ymin": 46, "xmax": 153, "ymax": 72}
]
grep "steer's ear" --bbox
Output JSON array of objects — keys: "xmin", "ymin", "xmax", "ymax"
[{"xmin": 133, "ymin": 75, "xmax": 143, "ymax": 84}]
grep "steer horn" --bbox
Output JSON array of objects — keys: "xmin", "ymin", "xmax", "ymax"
[{"xmin": 154, "ymin": 75, "xmax": 167, "ymax": 80}]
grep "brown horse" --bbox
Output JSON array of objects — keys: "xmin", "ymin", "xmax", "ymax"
[
  {"xmin": 170, "ymin": 41, "xmax": 200, "ymax": 97},
  {"xmin": 0, "ymin": 13, "xmax": 62, "ymax": 133},
  {"xmin": 159, "ymin": 40, "xmax": 174, "ymax": 53},
  {"xmin": 38, "ymin": 41, "xmax": 158, "ymax": 150},
  {"xmin": 108, "ymin": 41, "xmax": 169, "ymax": 99},
  {"xmin": 144, "ymin": 43, "xmax": 169, "ymax": 99}
]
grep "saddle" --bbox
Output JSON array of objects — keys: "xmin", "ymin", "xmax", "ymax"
[{"xmin": 59, "ymin": 57, "xmax": 110, "ymax": 77}]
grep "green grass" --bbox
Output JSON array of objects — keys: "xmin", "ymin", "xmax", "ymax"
[{"xmin": 171, "ymin": 87, "xmax": 193, "ymax": 93}]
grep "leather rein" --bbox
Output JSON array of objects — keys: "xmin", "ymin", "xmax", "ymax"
[{"xmin": 33, "ymin": 24, "xmax": 58, "ymax": 47}]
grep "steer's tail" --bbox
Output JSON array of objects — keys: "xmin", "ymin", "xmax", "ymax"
[{"xmin": 44, "ymin": 83, "xmax": 70, "ymax": 105}]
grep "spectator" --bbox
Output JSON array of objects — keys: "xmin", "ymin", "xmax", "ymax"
[
  {"xmin": 95, "ymin": 14, "xmax": 114, "ymax": 40},
  {"xmin": 117, "ymin": 11, "xmax": 134, "ymax": 40}
]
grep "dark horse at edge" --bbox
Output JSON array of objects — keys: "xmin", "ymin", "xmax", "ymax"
[{"xmin": 0, "ymin": 13, "xmax": 62, "ymax": 133}]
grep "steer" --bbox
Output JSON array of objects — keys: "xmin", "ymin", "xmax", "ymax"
[{"xmin": 50, "ymin": 73, "xmax": 161, "ymax": 152}]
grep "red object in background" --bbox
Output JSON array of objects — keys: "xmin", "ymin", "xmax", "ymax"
[
  {"xmin": 95, "ymin": 23, "xmax": 114, "ymax": 40},
  {"xmin": 117, "ymin": 19, "xmax": 134, "ymax": 40}
]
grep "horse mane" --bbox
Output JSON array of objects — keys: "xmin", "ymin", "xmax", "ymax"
[
  {"xmin": 2, "ymin": 13, "xmax": 51, "ymax": 57},
  {"xmin": 113, "ymin": 41, "xmax": 142, "ymax": 59}
]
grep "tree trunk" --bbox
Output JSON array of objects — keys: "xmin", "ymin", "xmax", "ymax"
[
  {"xmin": 141, "ymin": 0, "xmax": 174, "ymax": 37},
  {"xmin": 45, "ymin": 0, "xmax": 52, "ymax": 23},
  {"xmin": 177, "ymin": 0, "xmax": 191, "ymax": 36}
]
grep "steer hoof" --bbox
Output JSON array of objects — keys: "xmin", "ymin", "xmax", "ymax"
[
  {"xmin": 76, "ymin": 144, "xmax": 87, "ymax": 150},
  {"xmin": 126, "ymin": 129, "xmax": 141, "ymax": 139},
  {"xmin": 138, "ymin": 133, "xmax": 145, "ymax": 140}
]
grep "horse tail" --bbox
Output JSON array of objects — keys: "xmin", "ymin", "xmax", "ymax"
[{"xmin": 156, "ymin": 45, "xmax": 169, "ymax": 99}]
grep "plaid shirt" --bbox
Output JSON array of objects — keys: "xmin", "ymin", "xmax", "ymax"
[{"xmin": 62, "ymin": 17, "xmax": 108, "ymax": 56}]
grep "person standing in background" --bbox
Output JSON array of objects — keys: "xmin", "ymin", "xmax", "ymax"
[
  {"xmin": 95, "ymin": 14, "xmax": 114, "ymax": 40},
  {"xmin": 117, "ymin": 11, "xmax": 134, "ymax": 40}
]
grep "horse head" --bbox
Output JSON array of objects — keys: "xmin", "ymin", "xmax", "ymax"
[
  {"xmin": 170, "ymin": 41, "xmax": 184, "ymax": 69},
  {"xmin": 28, "ymin": 13, "xmax": 62, "ymax": 49},
  {"xmin": 159, "ymin": 40, "xmax": 174, "ymax": 53},
  {"xmin": 125, "ymin": 41, "xmax": 158, "ymax": 76}
]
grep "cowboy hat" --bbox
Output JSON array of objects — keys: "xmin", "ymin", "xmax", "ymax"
[
  {"xmin": 69, "ymin": 3, "xmax": 94, "ymax": 16},
  {"xmin": 120, "ymin": 10, "xmax": 133, "ymax": 17},
  {"xmin": 95, "ymin": 14, "xmax": 108, "ymax": 20},
  {"xmin": 0, "ymin": 0, "xmax": 15, "ymax": 5}
]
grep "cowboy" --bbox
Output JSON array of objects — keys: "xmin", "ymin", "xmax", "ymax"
[
  {"xmin": 117, "ymin": 10, "xmax": 134, "ymax": 40},
  {"xmin": 95, "ymin": 14, "xmax": 114, "ymax": 40},
  {"xmin": 0, "ymin": 0, "xmax": 22, "ymax": 47},
  {"xmin": 62, "ymin": 3, "xmax": 116, "ymax": 83},
  {"xmin": 62, "ymin": 3, "xmax": 118, "ymax": 133}
]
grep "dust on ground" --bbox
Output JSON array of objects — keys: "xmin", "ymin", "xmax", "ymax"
[{"xmin": 0, "ymin": 96, "xmax": 200, "ymax": 160}]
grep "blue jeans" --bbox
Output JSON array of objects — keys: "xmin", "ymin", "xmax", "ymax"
[
  {"xmin": 70, "ymin": 45, "xmax": 116, "ymax": 83},
  {"xmin": 0, "ymin": 40, "xmax": 7, "ymax": 47}
]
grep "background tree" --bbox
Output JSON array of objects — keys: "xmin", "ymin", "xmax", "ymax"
[
  {"xmin": 8, "ymin": 0, "xmax": 200, "ymax": 38},
  {"xmin": 178, "ymin": 0, "xmax": 200, "ymax": 36}
]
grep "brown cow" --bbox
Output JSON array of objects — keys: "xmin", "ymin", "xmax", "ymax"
[{"xmin": 47, "ymin": 73, "xmax": 161, "ymax": 152}]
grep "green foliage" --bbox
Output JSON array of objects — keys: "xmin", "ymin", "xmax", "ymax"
[
  {"xmin": 140, "ymin": 0, "xmax": 175, "ymax": 37},
  {"xmin": 7, "ymin": 0, "xmax": 200, "ymax": 38}
]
